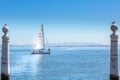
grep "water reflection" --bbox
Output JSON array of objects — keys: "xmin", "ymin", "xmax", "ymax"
[
  {"xmin": 11, "ymin": 53, "xmax": 45, "ymax": 79},
  {"xmin": 31, "ymin": 54, "xmax": 45, "ymax": 76}
]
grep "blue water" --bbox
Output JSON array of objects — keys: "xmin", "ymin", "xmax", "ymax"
[{"xmin": 1, "ymin": 46, "xmax": 119, "ymax": 80}]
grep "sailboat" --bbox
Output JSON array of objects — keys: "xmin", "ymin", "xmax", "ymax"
[{"xmin": 31, "ymin": 24, "xmax": 51, "ymax": 54}]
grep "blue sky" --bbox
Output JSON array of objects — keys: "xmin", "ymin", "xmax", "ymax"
[{"xmin": 0, "ymin": 0, "xmax": 120, "ymax": 45}]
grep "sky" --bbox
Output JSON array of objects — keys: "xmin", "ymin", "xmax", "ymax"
[{"xmin": 0, "ymin": 0, "xmax": 120, "ymax": 45}]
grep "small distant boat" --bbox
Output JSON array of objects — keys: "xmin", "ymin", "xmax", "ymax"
[{"xmin": 31, "ymin": 24, "xmax": 50, "ymax": 54}]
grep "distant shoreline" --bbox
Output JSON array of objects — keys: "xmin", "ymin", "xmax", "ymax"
[
  {"xmin": 1, "ymin": 44, "xmax": 110, "ymax": 47},
  {"xmin": 1, "ymin": 44, "xmax": 118, "ymax": 47}
]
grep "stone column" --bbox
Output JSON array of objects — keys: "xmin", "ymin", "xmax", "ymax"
[
  {"xmin": 1, "ymin": 24, "xmax": 10, "ymax": 80},
  {"xmin": 110, "ymin": 22, "xmax": 119, "ymax": 80}
]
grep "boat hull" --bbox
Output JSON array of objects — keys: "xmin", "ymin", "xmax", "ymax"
[{"xmin": 31, "ymin": 50, "xmax": 50, "ymax": 54}]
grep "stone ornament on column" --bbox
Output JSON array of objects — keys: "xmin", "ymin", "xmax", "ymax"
[
  {"xmin": 110, "ymin": 22, "xmax": 119, "ymax": 80},
  {"xmin": 2, "ymin": 24, "xmax": 9, "ymax": 36},
  {"xmin": 111, "ymin": 21, "xmax": 118, "ymax": 35},
  {"xmin": 1, "ymin": 24, "xmax": 10, "ymax": 80}
]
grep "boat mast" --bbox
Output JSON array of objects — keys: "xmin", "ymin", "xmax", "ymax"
[{"xmin": 41, "ymin": 24, "xmax": 45, "ymax": 50}]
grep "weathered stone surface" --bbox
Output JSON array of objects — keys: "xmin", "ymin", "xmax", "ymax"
[
  {"xmin": 110, "ymin": 74, "xmax": 119, "ymax": 80},
  {"xmin": 1, "ymin": 73, "xmax": 10, "ymax": 80}
]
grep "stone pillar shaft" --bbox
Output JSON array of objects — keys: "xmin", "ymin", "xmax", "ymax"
[
  {"xmin": 110, "ymin": 22, "xmax": 119, "ymax": 80},
  {"xmin": 1, "ymin": 24, "xmax": 10, "ymax": 80}
]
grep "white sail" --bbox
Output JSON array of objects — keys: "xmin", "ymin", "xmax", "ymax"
[
  {"xmin": 35, "ymin": 25, "xmax": 45, "ymax": 50},
  {"xmin": 32, "ymin": 24, "xmax": 50, "ymax": 54}
]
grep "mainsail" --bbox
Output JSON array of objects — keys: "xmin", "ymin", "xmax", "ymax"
[{"xmin": 35, "ymin": 24, "xmax": 45, "ymax": 50}]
